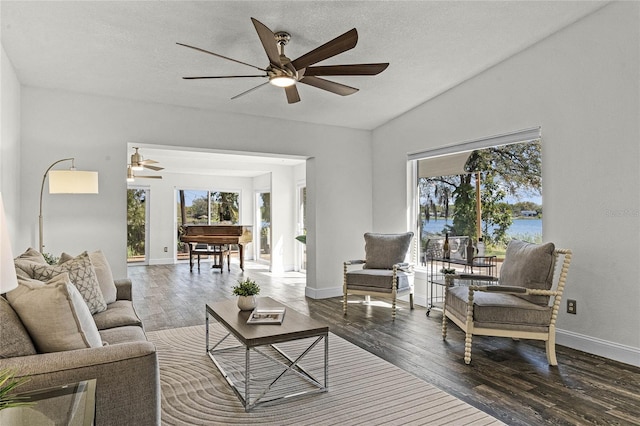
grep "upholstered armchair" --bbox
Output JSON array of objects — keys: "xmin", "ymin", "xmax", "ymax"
[
  {"xmin": 442, "ymin": 240, "xmax": 572, "ymax": 365},
  {"xmin": 343, "ymin": 232, "xmax": 415, "ymax": 319}
]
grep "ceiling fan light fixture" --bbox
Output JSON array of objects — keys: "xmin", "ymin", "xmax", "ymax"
[
  {"xmin": 131, "ymin": 163, "xmax": 144, "ymax": 171},
  {"xmin": 269, "ymin": 75, "xmax": 296, "ymax": 87},
  {"xmin": 127, "ymin": 165, "xmax": 135, "ymax": 182}
]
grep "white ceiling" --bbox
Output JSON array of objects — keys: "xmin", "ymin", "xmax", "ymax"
[{"xmin": 2, "ymin": 1, "xmax": 607, "ymax": 132}]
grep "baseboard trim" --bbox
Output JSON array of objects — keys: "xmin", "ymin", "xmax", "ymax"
[
  {"xmin": 557, "ymin": 328, "xmax": 640, "ymax": 367},
  {"xmin": 148, "ymin": 258, "xmax": 174, "ymax": 266},
  {"xmin": 305, "ymin": 286, "xmax": 343, "ymax": 299}
]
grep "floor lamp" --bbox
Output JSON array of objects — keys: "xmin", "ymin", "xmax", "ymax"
[
  {"xmin": 1, "ymin": 193, "xmax": 18, "ymax": 294},
  {"xmin": 39, "ymin": 158, "xmax": 99, "ymax": 253}
]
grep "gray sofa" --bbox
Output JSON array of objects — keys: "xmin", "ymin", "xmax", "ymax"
[{"xmin": 0, "ymin": 252, "xmax": 160, "ymax": 425}]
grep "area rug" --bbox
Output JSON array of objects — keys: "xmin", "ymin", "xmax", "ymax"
[{"xmin": 147, "ymin": 325, "xmax": 504, "ymax": 425}]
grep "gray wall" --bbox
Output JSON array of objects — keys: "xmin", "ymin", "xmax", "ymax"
[{"xmin": 371, "ymin": 2, "xmax": 640, "ymax": 365}]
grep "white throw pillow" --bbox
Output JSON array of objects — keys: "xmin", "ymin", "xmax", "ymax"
[
  {"xmin": 6, "ymin": 274, "xmax": 103, "ymax": 353},
  {"xmin": 29, "ymin": 251, "xmax": 106, "ymax": 314},
  {"xmin": 60, "ymin": 250, "xmax": 117, "ymax": 304}
]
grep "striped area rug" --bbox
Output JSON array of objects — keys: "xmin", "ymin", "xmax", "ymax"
[{"xmin": 147, "ymin": 325, "xmax": 503, "ymax": 426}]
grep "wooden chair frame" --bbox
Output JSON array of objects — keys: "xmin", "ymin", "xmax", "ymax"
[{"xmin": 442, "ymin": 248, "xmax": 572, "ymax": 365}]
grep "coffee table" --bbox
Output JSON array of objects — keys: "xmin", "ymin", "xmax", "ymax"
[{"xmin": 205, "ymin": 297, "xmax": 329, "ymax": 411}]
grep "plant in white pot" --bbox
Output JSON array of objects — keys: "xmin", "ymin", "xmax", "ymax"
[{"xmin": 232, "ymin": 278, "xmax": 260, "ymax": 311}]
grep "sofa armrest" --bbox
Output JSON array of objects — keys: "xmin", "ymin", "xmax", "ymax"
[
  {"xmin": 0, "ymin": 342, "xmax": 160, "ymax": 426},
  {"xmin": 114, "ymin": 278, "xmax": 132, "ymax": 301}
]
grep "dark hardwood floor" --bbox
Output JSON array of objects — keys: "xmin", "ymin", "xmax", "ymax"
[{"xmin": 129, "ymin": 261, "xmax": 640, "ymax": 426}]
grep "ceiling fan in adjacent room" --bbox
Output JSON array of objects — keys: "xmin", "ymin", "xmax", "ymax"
[
  {"xmin": 177, "ymin": 17, "xmax": 389, "ymax": 104},
  {"xmin": 130, "ymin": 147, "xmax": 164, "ymax": 172},
  {"xmin": 127, "ymin": 147, "xmax": 163, "ymax": 182},
  {"xmin": 126, "ymin": 165, "xmax": 162, "ymax": 182}
]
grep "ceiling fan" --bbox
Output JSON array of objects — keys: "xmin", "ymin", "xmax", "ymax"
[
  {"xmin": 127, "ymin": 165, "xmax": 162, "ymax": 182},
  {"xmin": 177, "ymin": 17, "xmax": 389, "ymax": 104},
  {"xmin": 127, "ymin": 147, "xmax": 163, "ymax": 182},
  {"xmin": 130, "ymin": 147, "xmax": 164, "ymax": 172}
]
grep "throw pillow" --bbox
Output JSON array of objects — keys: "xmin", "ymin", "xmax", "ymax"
[
  {"xmin": 363, "ymin": 232, "xmax": 414, "ymax": 269},
  {"xmin": 15, "ymin": 247, "xmax": 47, "ymax": 264},
  {"xmin": 6, "ymin": 274, "xmax": 103, "ymax": 353},
  {"xmin": 0, "ymin": 296, "xmax": 37, "ymax": 357},
  {"xmin": 29, "ymin": 252, "xmax": 107, "ymax": 314},
  {"xmin": 60, "ymin": 250, "xmax": 117, "ymax": 304},
  {"xmin": 499, "ymin": 240, "xmax": 556, "ymax": 306}
]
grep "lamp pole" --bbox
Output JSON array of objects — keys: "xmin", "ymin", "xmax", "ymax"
[{"xmin": 39, "ymin": 158, "xmax": 74, "ymax": 253}]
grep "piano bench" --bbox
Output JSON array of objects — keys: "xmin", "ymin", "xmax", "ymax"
[{"xmin": 189, "ymin": 244, "xmax": 230, "ymax": 273}]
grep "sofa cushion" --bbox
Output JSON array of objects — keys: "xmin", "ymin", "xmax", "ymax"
[
  {"xmin": 446, "ymin": 285, "xmax": 552, "ymax": 329},
  {"xmin": 499, "ymin": 240, "xmax": 556, "ymax": 306},
  {"xmin": 0, "ymin": 296, "xmax": 37, "ymax": 358},
  {"xmin": 346, "ymin": 269, "xmax": 412, "ymax": 293},
  {"xmin": 28, "ymin": 251, "xmax": 107, "ymax": 314},
  {"xmin": 363, "ymin": 232, "xmax": 413, "ymax": 269},
  {"xmin": 99, "ymin": 325, "xmax": 148, "ymax": 345},
  {"xmin": 60, "ymin": 250, "xmax": 117, "ymax": 304},
  {"xmin": 6, "ymin": 274, "xmax": 103, "ymax": 353},
  {"xmin": 92, "ymin": 300, "xmax": 143, "ymax": 330}
]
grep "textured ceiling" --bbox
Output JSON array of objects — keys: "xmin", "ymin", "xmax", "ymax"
[{"xmin": 1, "ymin": 1, "xmax": 607, "ymax": 131}]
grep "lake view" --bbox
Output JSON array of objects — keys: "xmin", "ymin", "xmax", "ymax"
[{"xmin": 422, "ymin": 218, "xmax": 542, "ymax": 239}]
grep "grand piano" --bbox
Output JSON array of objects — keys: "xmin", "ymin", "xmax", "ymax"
[{"xmin": 180, "ymin": 225, "xmax": 252, "ymax": 272}]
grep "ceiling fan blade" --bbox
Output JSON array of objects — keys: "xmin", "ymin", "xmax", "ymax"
[
  {"xmin": 177, "ymin": 42, "xmax": 267, "ymax": 72},
  {"xmin": 140, "ymin": 159, "xmax": 158, "ymax": 165},
  {"xmin": 143, "ymin": 164, "xmax": 164, "ymax": 171},
  {"xmin": 135, "ymin": 175, "xmax": 162, "ymax": 179},
  {"xmin": 251, "ymin": 18, "xmax": 282, "ymax": 68},
  {"xmin": 304, "ymin": 63, "xmax": 389, "ymax": 76},
  {"xmin": 183, "ymin": 75, "xmax": 267, "ymax": 79},
  {"xmin": 231, "ymin": 82, "xmax": 270, "ymax": 100},
  {"xmin": 299, "ymin": 76, "xmax": 358, "ymax": 96},
  {"xmin": 291, "ymin": 28, "xmax": 358, "ymax": 71},
  {"xmin": 285, "ymin": 85, "xmax": 300, "ymax": 104}
]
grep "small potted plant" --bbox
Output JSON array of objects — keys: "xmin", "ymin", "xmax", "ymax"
[{"xmin": 232, "ymin": 278, "xmax": 260, "ymax": 311}]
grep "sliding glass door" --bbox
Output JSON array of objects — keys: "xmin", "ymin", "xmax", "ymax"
[
  {"xmin": 127, "ymin": 188, "xmax": 149, "ymax": 264},
  {"xmin": 256, "ymin": 191, "xmax": 271, "ymax": 263}
]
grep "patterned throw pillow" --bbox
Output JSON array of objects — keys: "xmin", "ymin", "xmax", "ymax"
[
  {"xmin": 60, "ymin": 250, "xmax": 117, "ymax": 304},
  {"xmin": 29, "ymin": 252, "xmax": 107, "ymax": 314}
]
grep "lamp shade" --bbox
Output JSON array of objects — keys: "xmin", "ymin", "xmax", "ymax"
[
  {"xmin": 49, "ymin": 170, "xmax": 99, "ymax": 194},
  {"xmin": 0, "ymin": 193, "xmax": 18, "ymax": 293}
]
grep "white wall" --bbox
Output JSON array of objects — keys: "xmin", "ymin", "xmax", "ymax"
[
  {"xmin": 372, "ymin": 2, "xmax": 640, "ymax": 366},
  {"xmin": 19, "ymin": 87, "xmax": 372, "ymax": 293},
  {"xmin": 0, "ymin": 46, "xmax": 21, "ymax": 254}
]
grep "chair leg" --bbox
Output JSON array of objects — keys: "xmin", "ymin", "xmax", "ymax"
[
  {"xmin": 441, "ymin": 311, "xmax": 448, "ymax": 339},
  {"xmin": 409, "ymin": 293, "xmax": 414, "ymax": 309},
  {"xmin": 546, "ymin": 333, "xmax": 558, "ymax": 366},
  {"xmin": 391, "ymin": 297, "xmax": 397, "ymax": 320},
  {"xmin": 343, "ymin": 293, "xmax": 348, "ymax": 316},
  {"xmin": 464, "ymin": 333, "xmax": 473, "ymax": 364}
]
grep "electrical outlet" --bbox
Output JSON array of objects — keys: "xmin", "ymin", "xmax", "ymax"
[
  {"xmin": 567, "ymin": 299, "xmax": 577, "ymax": 314},
  {"xmin": 163, "ymin": 247, "xmax": 168, "ymax": 253}
]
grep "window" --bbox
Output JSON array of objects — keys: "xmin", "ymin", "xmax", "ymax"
[
  {"xmin": 176, "ymin": 189, "xmax": 241, "ymax": 258},
  {"xmin": 410, "ymin": 128, "xmax": 542, "ymax": 264}
]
